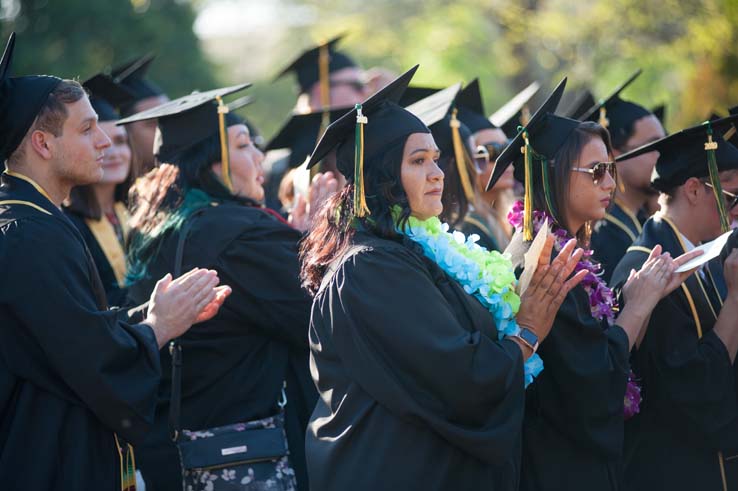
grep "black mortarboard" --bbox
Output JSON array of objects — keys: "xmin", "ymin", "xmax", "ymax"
[
  {"xmin": 307, "ymin": 65, "xmax": 429, "ymax": 216},
  {"xmin": 489, "ymin": 81, "xmax": 541, "ymax": 137},
  {"xmin": 266, "ymin": 106, "xmax": 352, "ymax": 167},
  {"xmin": 398, "ymin": 85, "xmax": 443, "ymax": 107},
  {"xmin": 0, "ymin": 32, "xmax": 62, "ymax": 163},
  {"xmin": 407, "ymin": 83, "xmax": 476, "ymax": 201},
  {"xmin": 82, "ymin": 73, "xmax": 134, "ymax": 122},
  {"xmin": 111, "ymin": 54, "xmax": 166, "ymax": 116},
  {"xmin": 455, "ymin": 78, "xmax": 496, "ymax": 134},
  {"xmin": 617, "ymin": 114, "xmax": 738, "ymax": 231},
  {"xmin": 558, "ymin": 88, "xmax": 595, "ymax": 119},
  {"xmin": 117, "ymin": 84, "xmax": 250, "ymax": 189},
  {"xmin": 487, "ymin": 78, "xmax": 576, "ymax": 240},
  {"xmin": 581, "ymin": 70, "xmax": 651, "ymax": 144},
  {"xmin": 275, "ymin": 34, "xmax": 357, "ymax": 95}
]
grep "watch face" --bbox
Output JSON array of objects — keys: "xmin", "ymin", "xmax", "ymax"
[{"xmin": 520, "ymin": 328, "xmax": 538, "ymax": 346}]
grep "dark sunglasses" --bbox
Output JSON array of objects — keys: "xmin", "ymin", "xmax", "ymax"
[
  {"xmin": 571, "ymin": 161, "xmax": 617, "ymax": 186},
  {"xmin": 473, "ymin": 141, "xmax": 510, "ymax": 170}
]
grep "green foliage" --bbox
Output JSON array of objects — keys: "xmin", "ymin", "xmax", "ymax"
[{"xmin": 1, "ymin": 0, "xmax": 217, "ymax": 97}]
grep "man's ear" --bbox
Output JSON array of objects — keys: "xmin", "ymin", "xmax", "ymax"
[
  {"xmin": 210, "ymin": 161, "xmax": 223, "ymax": 178},
  {"xmin": 29, "ymin": 129, "xmax": 54, "ymax": 161}
]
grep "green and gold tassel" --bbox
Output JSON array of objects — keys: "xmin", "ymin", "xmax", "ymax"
[
  {"xmin": 215, "ymin": 95, "xmax": 233, "ymax": 192},
  {"xmin": 353, "ymin": 104, "xmax": 370, "ymax": 217},
  {"xmin": 705, "ymin": 123, "xmax": 730, "ymax": 233},
  {"xmin": 598, "ymin": 106, "xmax": 610, "ymax": 129},
  {"xmin": 450, "ymin": 109, "xmax": 476, "ymax": 202},
  {"xmin": 521, "ymin": 127, "xmax": 534, "ymax": 241}
]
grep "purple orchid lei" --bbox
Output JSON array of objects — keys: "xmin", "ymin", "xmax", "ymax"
[{"xmin": 508, "ymin": 201, "xmax": 641, "ymax": 419}]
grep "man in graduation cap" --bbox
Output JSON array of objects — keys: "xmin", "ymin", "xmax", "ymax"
[
  {"xmin": 585, "ymin": 70, "xmax": 666, "ymax": 282},
  {"xmin": 276, "ymin": 34, "xmax": 368, "ymax": 112},
  {"xmin": 611, "ymin": 115, "xmax": 738, "ymax": 491},
  {"xmin": 0, "ymin": 33, "xmax": 229, "ymax": 491},
  {"xmin": 112, "ymin": 54, "xmax": 169, "ymax": 177}
]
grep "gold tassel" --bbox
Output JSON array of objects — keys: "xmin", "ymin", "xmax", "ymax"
[
  {"xmin": 521, "ymin": 105, "xmax": 532, "ymax": 126},
  {"xmin": 450, "ymin": 109, "xmax": 476, "ymax": 202},
  {"xmin": 353, "ymin": 104, "xmax": 370, "ymax": 217},
  {"xmin": 522, "ymin": 129, "xmax": 534, "ymax": 241},
  {"xmin": 599, "ymin": 106, "xmax": 610, "ymax": 129},
  {"xmin": 215, "ymin": 95, "xmax": 233, "ymax": 192}
]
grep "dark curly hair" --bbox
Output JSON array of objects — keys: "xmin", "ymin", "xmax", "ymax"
[{"xmin": 299, "ymin": 136, "xmax": 413, "ymax": 295}]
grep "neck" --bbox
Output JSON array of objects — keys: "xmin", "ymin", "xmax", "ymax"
[
  {"xmin": 614, "ymin": 184, "xmax": 648, "ymax": 215},
  {"xmin": 92, "ymin": 182, "xmax": 117, "ymax": 215},
  {"xmin": 8, "ymin": 163, "xmax": 69, "ymax": 208},
  {"xmin": 660, "ymin": 200, "xmax": 701, "ymax": 244}
]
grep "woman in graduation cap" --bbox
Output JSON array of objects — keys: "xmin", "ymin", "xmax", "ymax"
[
  {"xmin": 299, "ymin": 66, "xmax": 592, "ymax": 490},
  {"xmin": 119, "ymin": 85, "xmax": 319, "ymax": 491},
  {"xmin": 486, "ymin": 78, "xmax": 699, "ymax": 491},
  {"xmin": 64, "ymin": 73, "xmax": 135, "ymax": 306}
]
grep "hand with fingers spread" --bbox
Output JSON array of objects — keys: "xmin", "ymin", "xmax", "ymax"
[
  {"xmin": 145, "ymin": 268, "xmax": 231, "ymax": 348},
  {"xmin": 511, "ymin": 235, "xmax": 589, "ymax": 358},
  {"xmin": 621, "ymin": 245, "xmax": 675, "ymax": 314}
]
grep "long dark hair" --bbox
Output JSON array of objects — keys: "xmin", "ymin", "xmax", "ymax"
[
  {"xmin": 65, "ymin": 172, "xmax": 132, "ymax": 220},
  {"xmin": 126, "ymin": 133, "xmax": 256, "ymax": 283},
  {"xmin": 299, "ymin": 137, "xmax": 412, "ymax": 295},
  {"xmin": 533, "ymin": 121, "xmax": 614, "ymax": 245}
]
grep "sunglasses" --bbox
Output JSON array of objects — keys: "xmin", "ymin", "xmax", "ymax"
[
  {"xmin": 571, "ymin": 161, "xmax": 617, "ymax": 186},
  {"xmin": 473, "ymin": 141, "xmax": 510, "ymax": 171},
  {"xmin": 704, "ymin": 181, "xmax": 738, "ymax": 210}
]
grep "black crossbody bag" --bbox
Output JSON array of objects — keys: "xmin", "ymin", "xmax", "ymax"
[{"xmin": 170, "ymin": 209, "xmax": 296, "ymax": 491}]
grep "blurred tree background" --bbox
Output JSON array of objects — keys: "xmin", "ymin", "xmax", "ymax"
[{"xmin": 2, "ymin": 0, "xmax": 737, "ymax": 141}]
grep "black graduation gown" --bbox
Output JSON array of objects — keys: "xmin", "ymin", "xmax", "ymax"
[
  {"xmin": 128, "ymin": 201, "xmax": 316, "ymax": 491},
  {"xmin": 591, "ymin": 200, "xmax": 648, "ymax": 284},
  {"xmin": 65, "ymin": 208, "xmax": 129, "ymax": 307},
  {"xmin": 307, "ymin": 232, "xmax": 526, "ymax": 491},
  {"xmin": 0, "ymin": 172, "xmax": 161, "ymax": 490},
  {"xmin": 520, "ymin": 282, "xmax": 630, "ymax": 491},
  {"xmin": 610, "ymin": 215, "xmax": 738, "ymax": 490},
  {"xmin": 459, "ymin": 210, "xmax": 502, "ymax": 252}
]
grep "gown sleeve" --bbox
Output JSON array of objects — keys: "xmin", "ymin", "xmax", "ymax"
[
  {"xmin": 216, "ymin": 214, "xmax": 312, "ymax": 349},
  {"xmin": 319, "ymin": 243, "xmax": 526, "ymax": 462},
  {"xmin": 0, "ymin": 217, "xmax": 161, "ymax": 444}
]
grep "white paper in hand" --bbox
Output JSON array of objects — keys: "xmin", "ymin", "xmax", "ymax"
[
  {"xmin": 675, "ymin": 230, "xmax": 733, "ymax": 273},
  {"xmin": 517, "ymin": 218, "xmax": 549, "ymax": 295}
]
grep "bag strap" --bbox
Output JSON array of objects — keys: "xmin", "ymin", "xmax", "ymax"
[{"xmin": 168, "ymin": 208, "xmax": 207, "ymax": 441}]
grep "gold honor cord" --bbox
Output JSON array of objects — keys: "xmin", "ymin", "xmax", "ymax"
[
  {"xmin": 725, "ymin": 125, "xmax": 737, "ymax": 142},
  {"xmin": 450, "ymin": 109, "xmax": 476, "ymax": 202},
  {"xmin": 521, "ymin": 128, "xmax": 534, "ymax": 241},
  {"xmin": 215, "ymin": 95, "xmax": 233, "ymax": 192},
  {"xmin": 705, "ymin": 123, "xmax": 730, "ymax": 233},
  {"xmin": 598, "ymin": 105, "xmax": 610, "ymax": 129},
  {"xmin": 353, "ymin": 104, "xmax": 370, "ymax": 217}
]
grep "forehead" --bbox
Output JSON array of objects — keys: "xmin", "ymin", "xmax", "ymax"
[
  {"xmin": 403, "ymin": 132, "xmax": 438, "ymax": 152},
  {"xmin": 99, "ymin": 120, "xmax": 126, "ymax": 136},
  {"xmin": 632, "ymin": 114, "xmax": 666, "ymax": 140},
  {"xmin": 578, "ymin": 135, "xmax": 609, "ymax": 163},
  {"xmin": 64, "ymin": 95, "xmax": 97, "ymax": 123},
  {"xmin": 228, "ymin": 123, "xmax": 249, "ymax": 137},
  {"xmin": 330, "ymin": 66, "xmax": 363, "ymax": 81}
]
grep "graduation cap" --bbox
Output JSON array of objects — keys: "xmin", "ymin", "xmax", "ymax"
[
  {"xmin": 486, "ymin": 78, "xmax": 577, "ymax": 240},
  {"xmin": 265, "ymin": 106, "xmax": 352, "ymax": 168},
  {"xmin": 117, "ymin": 83, "xmax": 251, "ymax": 191},
  {"xmin": 398, "ymin": 85, "xmax": 443, "ymax": 107},
  {"xmin": 407, "ymin": 83, "xmax": 476, "ymax": 201},
  {"xmin": 0, "ymin": 32, "xmax": 62, "ymax": 163},
  {"xmin": 489, "ymin": 81, "xmax": 541, "ymax": 137},
  {"xmin": 111, "ymin": 54, "xmax": 166, "ymax": 116},
  {"xmin": 82, "ymin": 73, "xmax": 135, "ymax": 122},
  {"xmin": 581, "ymin": 70, "xmax": 651, "ymax": 143},
  {"xmin": 308, "ymin": 65, "xmax": 429, "ymax": 217},
  {"xmin": 275, "ymin": 34, "xmax": 358, "ymax": 97},
  {"xmin": 616, "ymin": 114, "xmax": 738, "ymax": 232},
  {"xmin": 558, "ymin": 88, "xmax": 596, "ymax": 120},
  {"xmin": 455, "ymin": 78, "xmax": 496, "ymax": 134}
]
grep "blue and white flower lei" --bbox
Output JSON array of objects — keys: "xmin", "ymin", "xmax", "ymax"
[{"xmin": 397, "ymin": 212, "xmax": 543, "ymax": 386}]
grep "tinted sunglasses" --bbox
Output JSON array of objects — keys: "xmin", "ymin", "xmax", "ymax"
[
  {"xmin": 571, "ymin": 161, "xmax": 617, "ymax": 186},
  {"xmin": 473, "ymin": 141, "xmax": 510, "ymax": 171}
]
